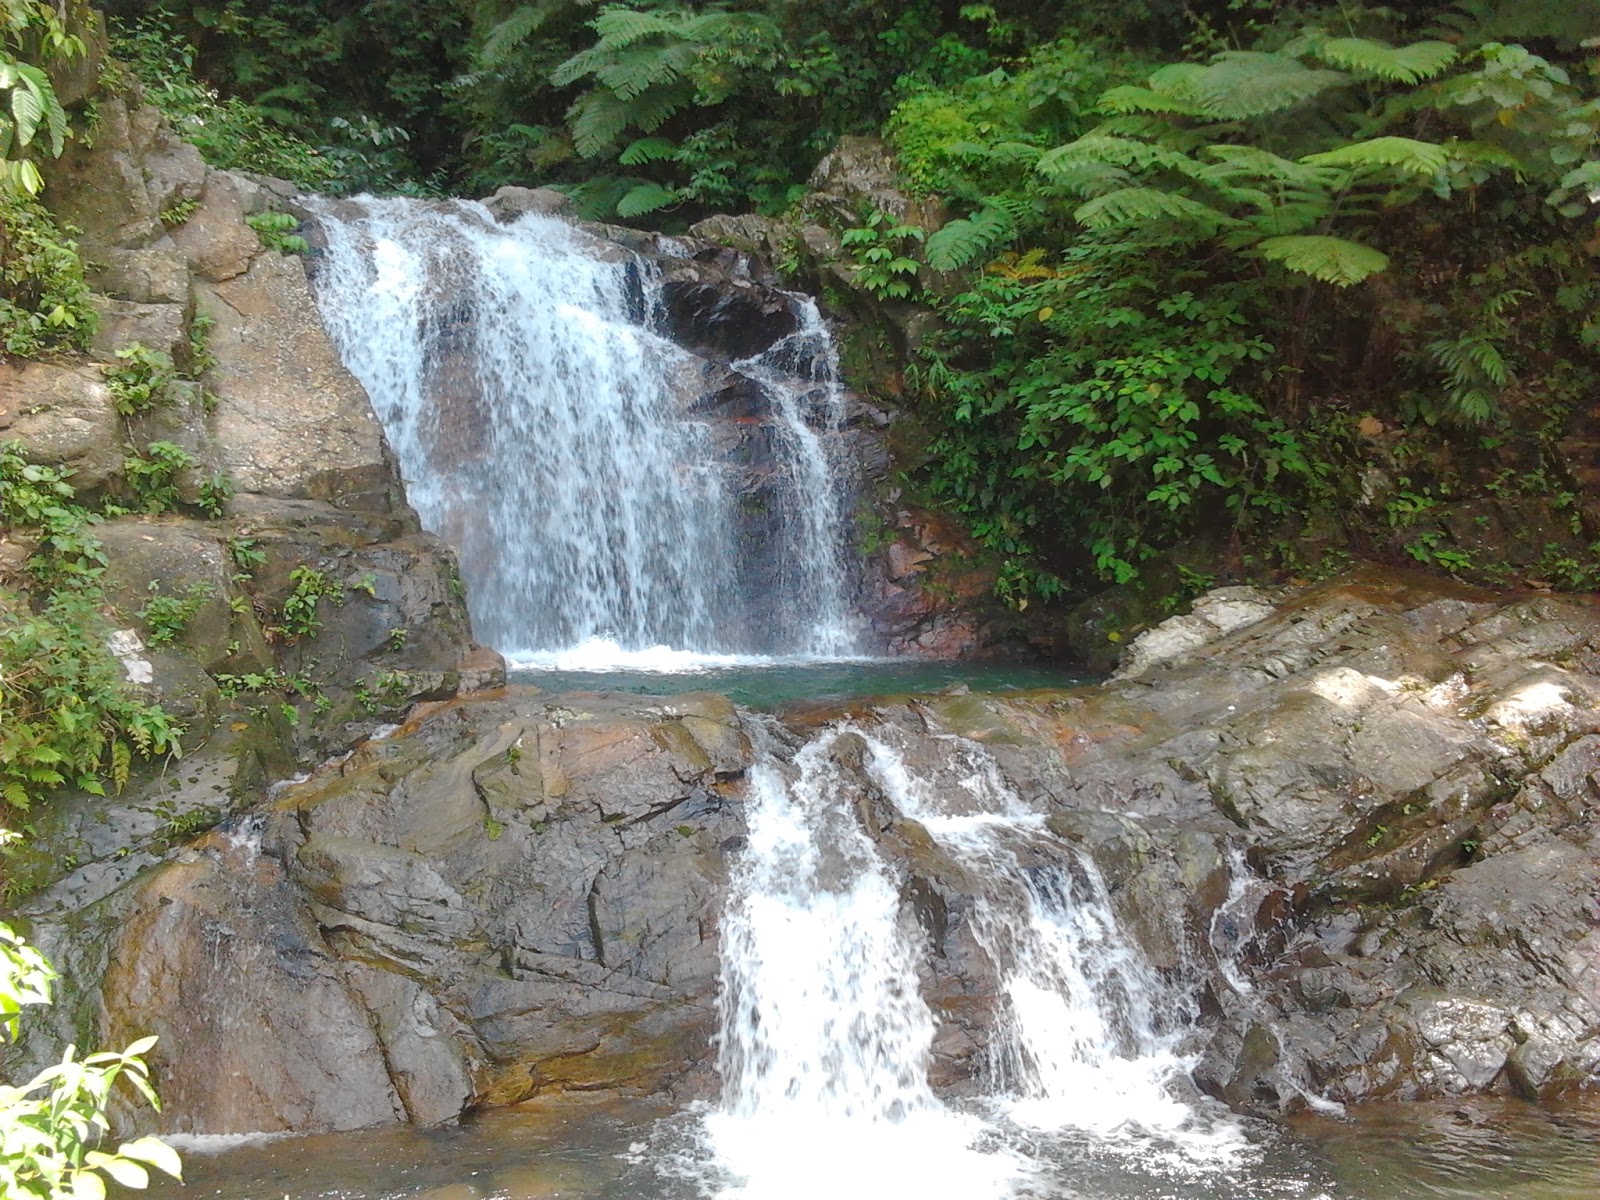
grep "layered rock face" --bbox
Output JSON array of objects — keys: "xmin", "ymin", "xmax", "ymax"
[
  {"xmin": 3, "ymin": 100, "xmax": 494, "ymax": 896},
  {"xmin": 15, "ymin": 568, "xmax": 1596, "ymax": 1133}
]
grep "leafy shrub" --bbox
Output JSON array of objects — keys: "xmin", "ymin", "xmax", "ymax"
[
  {"xmin": 105, "ymin": 344, "xmax": 177, "ymax": 416},
  {"xmin": 0, "ymin": 911, "xmax": 182, "ymax": 1200},
  {"xmin": 0, "ymin": 194, "xmax": 96, "ymax": 356},
  {"xmin": 244, "ymin": 211, "xmax": 308, "ymax": 255},
  {"xmin": 137, "ymin": 581, "xmax": 215, "ymax": 648},
  {"xmin": 0, "ymin": 587, "xmax": 183, "ymax": 811},
  {"xmin": 274, "ymin": 564, "xmax": 340, "ymax": 642},
  {"xmin": 122, "ymin": 441, "xmax": 196, "ymax": 515}
]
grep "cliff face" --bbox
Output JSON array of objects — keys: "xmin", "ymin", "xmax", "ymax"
[{"xmin": 2, "ymin": 93, "xmax": 498, "ymax": 903}]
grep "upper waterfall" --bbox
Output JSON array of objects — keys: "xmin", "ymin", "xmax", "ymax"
[{"xmin": 305, "ymin": 197, "xmax": 860, "ymax": 663}]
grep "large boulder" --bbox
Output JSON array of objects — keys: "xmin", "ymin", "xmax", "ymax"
[
  {"xmin": 201, "ymin": 252, "xmax": 401, "ymax": 510},
  {"xmin": 0, "ymin": 362, "xmax": 122, "ymax": 490},
  {"xmin": 17, "ymin": 691, "xmax": 754, "ymax": 1134}
]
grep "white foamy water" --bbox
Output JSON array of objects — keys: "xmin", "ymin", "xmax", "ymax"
[
  {"xmin": 681, "ymin": 725, "xmax": 1254, "ymax": 1200},
  {"xmin": 306, "ymin": 197, "xmax": 859, "ymax": 659},
  {"xmin": 861, "ymin": 733, "xmax": 1249, "ymax": 1163},
  {"xmin": 699, "ymin": 729, "xmax": 1031, "ymax": 1200}
]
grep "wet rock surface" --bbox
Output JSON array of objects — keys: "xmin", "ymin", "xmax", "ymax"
[{"xmin": 10, "ymin": 567, "xmax": 1596, "ymax": 1134}]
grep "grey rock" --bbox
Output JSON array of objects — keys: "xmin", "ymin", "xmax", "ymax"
[
  {"xmin": 0, "ymin": 361, "xmax": 122, "ymax": 490},
  {"xmin": 482, "ymin": 186, "xmax": 574, "ymax": 222}
]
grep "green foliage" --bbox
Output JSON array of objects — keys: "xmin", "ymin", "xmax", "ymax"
[
  {"xmin": 892, "ymin": 7, "xmax": 1599, "ymax": 597},
  {"xmin": 0, "ymin": 194, "xmax": 96, "ymax": 357},
  {"xmin": 275, "ymin": 564, "xmax": 340, "ymax": 642},
  {"xmin": 839, "ymin": 209, "xmax": 923, "ymax": 300},
  {"xmin": 0, "ymin": 914, "xmax": 182, "ymax": 1200},
  {"xmin": 0, "ymin": 586, "xmax": 183, "ymax": 813},
  {"xmin": 110, "ymin": 16, "xmax": 337, "ymax": 190},
  {"xmin": 137, "ymin": 581, "xmax": 215, "ymax": 648},
  {"xmin": 244, "ymin": 211, "xmax": 309, "ymax": 255},
  {"xmin": 0, "ymin": 444, "xmax": 184, "ymax": 818},
  {"xmin": 0, "ymin": 0, "xmax": 80, "ymax": 196},
  {"xmin": 105, "ymin": 344, "xmax": 177, "ymax": 417},
  {"xmin": 195, "ymin": 473, "xmax": 232, "ymax": 519},
  {"xmin": 121, "ymin": 442, "xmax": 196, "ymax": 515},
  {"xmin": 226, "ymin": 536, "xmax": 266, "ymax": 576},
  {"xmin": 185, "ymin": 311, "xmax": 217, "ymax": 377}
]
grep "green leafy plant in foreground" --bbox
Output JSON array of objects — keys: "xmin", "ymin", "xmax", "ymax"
[{"xmin": 0, "ymin": 903, "xmax": 182, "ymax": 1200}]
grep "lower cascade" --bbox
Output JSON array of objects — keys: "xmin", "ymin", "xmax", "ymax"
[
  {"xmin": 672, "ymin": 726, "xmax": 1252, "ymax": 1200},
  {"xmin": 306, "ymin": 196, "xmax": 860, "ymax": 664}
]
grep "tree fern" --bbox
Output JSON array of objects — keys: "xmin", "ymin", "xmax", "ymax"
[
  {"xmin": 1075, "ymin": 187, "xmax": 1238, "ymax": 233},
  {"xmin": 618, "ymin": 135, "xmax": 676, "ymax": 165},
  {"xmin": 1302, "ymin": 136, "xmax": 1449, "ymax": 175},
  {"xmin": 1255, "ymin": 235, "xmax": 1389, "ymax": 285},
  {"xmin": 567, "ymin": 87, "xmax": 634, "ymax": 156},
  {"xmin": 925, "ymin": 202, "xmax": 1015, "ymax": 270},
  {"xmin": 1195, "ymin": 53, "xmax": 1349, "ymax": 120},
  {"xmin": 590, "ymin": 8, "xmax": 683, "ymax": 50},
  {"xmin": 616, "ymin": 180, "xmax": 678, "ymax": 217},
  {"xmin": 1098, "ymin": 84, "xmax": 1210, "ymax": 119},
  {"xmin": 596, "ymin": 43, "xmax": 687, "ymax": 102},
  {"xmin": 1316, "ymin": 37, "xmax": 1457, "ymax": 84}
]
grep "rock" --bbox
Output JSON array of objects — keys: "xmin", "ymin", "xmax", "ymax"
[
  {"xmin": 89, "ymin": 299, "xmax": 188, "ymax": 364},
  {"xmin": 200, "ymin": 253, "xmax": 399, "ymax": 509},
  {"xmin": 481, "ymin": 186, "xmax": 575, "ymax": 222},
  {"xmin": 169, "ymin": 171, "xmax": 263, "ymax": 283},
  {"xmin": 96, "ymin": 518, "xmax": 262, "ymax": 673},
  {"xmin": 87, "ymin": 238, "xmax": 190, "ymax": 304},
  {"xmin": 1113, "ymin": 586, "xmax": 1279, "ymax": 680},
  {"xmin": 17, "ymin": 559, "xmax": 1600, "ymax": 1135},
  {"xmin": 654, "ymin": 259, "xmax": 798, "ymax": 361},
  {"xmin": 42, "ymin": 99, "xmax": 204, "ymax": 253},
  {"xmin": 687, "ymin": 213, "xmax": 786, "ymax": 257},
  {"xmin": 804, "ymin": 136, "xmax": 945, "ymax": 233},
  {"xmin": 0, "ymin": 361, "xmax": 123, "ymax": 490}
]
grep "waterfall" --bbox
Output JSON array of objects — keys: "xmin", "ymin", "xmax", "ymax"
[
  {"xmin": 688, "ymin": 724, "xmax": 1249, "ymax": 1200},
  {"xmin": 305, "ymin": 197, "xmax": 859, "ymax": 663}
]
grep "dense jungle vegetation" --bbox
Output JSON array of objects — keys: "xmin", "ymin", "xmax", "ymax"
[
  {"xmin": 79, "ymin": 0, "xmax": 1596, "ymax": 605},
  {"xmin": 6, "ymin": 0, "xmax": 1600, "ymax": 611}
]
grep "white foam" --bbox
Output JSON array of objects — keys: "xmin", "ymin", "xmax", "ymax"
[
  {"xmin": 160, "ymin": 1130, "xmax": 291, "ymax": 1154},
  {"xmin": 505, "ymin": 636, "xmax": 879, "ymax": 673}
]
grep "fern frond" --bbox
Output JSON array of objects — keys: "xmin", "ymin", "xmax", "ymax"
[
  {"xmin": 1317, "ymin": 37, "xmax": 1457, "ymax": 83},
  {"xmin": 618, "ymin": 136, "xmax": 677, "ymax": 166},
  {"xmin": 478, "ymin": 3, "xmax": 558, "ymax": 69},
  {"xmin": 1039, "ymin": 135, "xmax": 1199, "ymax": 179},
  {"xmin": 1302, "ymin": 136, "xmax": 1449, "ymax": 175},
  {"xmin": 625, "ymin": 80, "xmax": 693, "ymax": 133},
  {"xmin": 1202, "ymin": 144, "xmax": 1334, "ymax": 187},
  {"xmin": 1099, "ymin": 85, "xmax": 1209, "ymax": 118},
  {"xmin": 592, "ymin": 9, "xmax": 682, "ymax": 49},
  {"xmin": 616, "ymin": 181, "xmax": 679, "ymax": 217},
  {"xmin": 551, "ymin": 44, "xmax": 610, "ymax": 87},
  {"xmin": 1255, "ymin": 235, "xmax": 1388, "ymax": 285},
  {"xmin": 925, "ymin": 203, "xmax": 1015, "ymax": 270},
  {"xmin": 1074, "ymin": 187, "xmax": 1238, "ymax": 232},
  {"xmin": 1197, "ymin": 53, "xmax": 1350, "ymax": 120},
  {"xmin": 596, "ymin": 45, "xmax": 684, "ymax": 102},
  {"xmin": 944, "ymin": 139, "xmax": 1043, "ymax": 166},
  {"xmin": 567, "ymin": 89, "xmax": 632, "ymax": 156}
]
